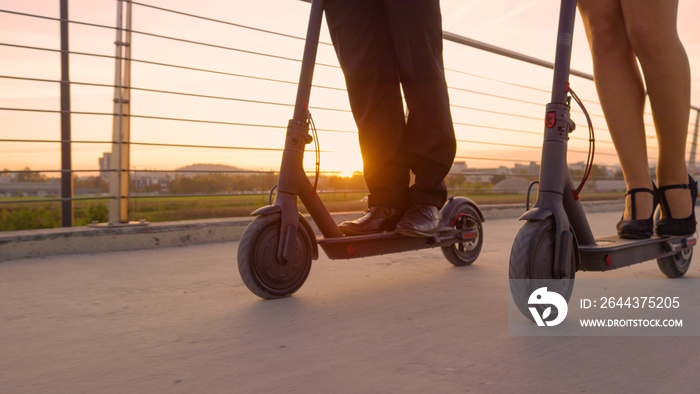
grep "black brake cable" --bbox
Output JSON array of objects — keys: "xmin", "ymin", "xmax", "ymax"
[
  {"xmin": 305, "ymin": 106, "xmax": 321, "ymax": 191},
  {"xmin": 567, "ymin": 85, "xmax": 595, "ymax": 197}
]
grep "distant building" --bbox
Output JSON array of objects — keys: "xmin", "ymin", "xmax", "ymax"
[
  {"xmin": 592, "ymin": 180, "xmax": 625, "ymax": 192},
  {"xmin": 132, "ymin": 171, "xmax": 171, "ymax": 192},
  {"xmin": 495, "ymin": 166, "xmax": 510, "ymax": 175},
  {"xmin": 449, "ymin": 161, "xmax": 468, "ymax": 174},
  {"xmin": 99, "ymin": 152, "xmax": 111, "ymax": 179},
  {"xmin": 569, "ymin": 161, "xmax": 586, "ymax": 173},
  {"xmin": 449, "ymin": 161, "xmax": 511, "ymax": 183},
  {"xmin": 175, "ymin": 163, "xmax": 244, "ymax": 178},
  {"xmin": 513, "ymin": 161, "xmax": 540, "ymax": 176},
  {"xmin": 0, "ymin": 181, "xmax": 61, "ymax": 197},
  {"xmin": 491, "ymin": 177, "xmax": 535, "ymax": 194}
]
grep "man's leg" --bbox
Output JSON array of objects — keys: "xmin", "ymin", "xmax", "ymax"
[
  {"xmin": 383, "ymin": 0, "xmax": 456, "ymax": 209},
  {"xmin": 382, "ymin": 0, "xmax": 456, "ymax": 236},
  {"xmin": 326, "ymin": 0, "xmax": 410, "ymax": 212},
  {"xmin": 326, "ymin": 0, "xmax": 409, "ymax": 235}
]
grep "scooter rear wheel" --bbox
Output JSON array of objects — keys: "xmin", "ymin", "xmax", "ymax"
[
  {"xmin": 657, "ymin": 246, "xmax": 693, "ymax": 278},
  {"xmin": 441, "ymin": 204, "xmax": 483, "ymax": 266},
  {"xmin": 509, "ymin": 219, "xmax": 576, "ymax": 321},
  {"xmin": 237, "ymin": 213, "xmax": 313, "ymax": 299}
]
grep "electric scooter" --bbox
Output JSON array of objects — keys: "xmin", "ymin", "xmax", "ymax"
[
  {"xmin": 237, "ymin": 0, "xmax": 484, "ymax": 299},
  {"xmin": 509, "ymin": 0, "xmax": 696, "ymax": 318}
]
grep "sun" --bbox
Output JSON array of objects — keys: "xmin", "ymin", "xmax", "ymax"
[
  {"xmin": 330, "ymin": 153, "xmax": 364, "ymax": 178},
  {"xmin": 337, "ymin": 169, "xmax": 361, "ymax": 178},
  {"xmin": 306, "ymin": 152, "xmax": 363, "ymax": 178}
]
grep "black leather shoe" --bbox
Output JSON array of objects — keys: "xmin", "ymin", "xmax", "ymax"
[
  {"xmin": 395, "ymin": 203, "xmax": 440, "ymax": 237},
  {"xmin": 338, "ymin": 206, "xmax": 404, "ymax": 236},
  {"xmin": 617, "ymin": 185, "xmax": 658, "ymax": 239},
  {"xmin": 655, "ymin": 175, "xmax": 698, "ymax": 237}
]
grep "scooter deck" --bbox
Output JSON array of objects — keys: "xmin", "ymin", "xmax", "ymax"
[
  {"xmin": 578, "ymin": 234, "xmax": 696, "ymax": 271},
  {"xmin": 317, "ymin": 226, "xmax": 478, "ymax": 260}
]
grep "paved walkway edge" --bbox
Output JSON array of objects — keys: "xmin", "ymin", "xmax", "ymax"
[{"xmin": 0, "ymin": 200, "xmax": 623, "ymax": 262}]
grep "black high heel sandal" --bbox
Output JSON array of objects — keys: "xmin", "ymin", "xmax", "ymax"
[
  {"xmin": 655, "ymin": 175, "xmax": 698, "ymax": 237},
  {"xmin": 617, "ymin": 185, "xmax": 658, "ymax": 239}
]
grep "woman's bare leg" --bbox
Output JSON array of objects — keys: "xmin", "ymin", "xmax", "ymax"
[
  {"xmin": 578, "ymin": 0, "xmax": 654, "ymax": 219},
  {"xmin": 620, "ymin": 0, "xmax": 692, "ymax": 219}
]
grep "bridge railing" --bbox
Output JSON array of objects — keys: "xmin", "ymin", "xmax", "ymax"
[{"xmin": 0, "ymin": 0, "xmax": 697, "ymax": 230}]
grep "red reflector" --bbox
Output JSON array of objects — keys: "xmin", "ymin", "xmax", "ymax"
[
  {"xmin": 347, "ymin": 245, "xmax": 355, "ymax": 255},
  {"xmin": 605, "ymin": 255, "xmax": 612, "ymax": 267},
  {"xmin": 546, "ymin": 112, "xmax": 556, "ymax": 128}
]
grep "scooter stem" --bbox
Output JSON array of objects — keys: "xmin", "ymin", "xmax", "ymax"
[
  {"xmin": 291, "ymin": 0, "xmax": 325, "ymax": 121},
  {"xmin": 275, "ymin": 0, "xmax": 343, "ymax": 262},
  {"xmin": 523, "ymin": 0, "xmax": 595, "ymax": 277}
]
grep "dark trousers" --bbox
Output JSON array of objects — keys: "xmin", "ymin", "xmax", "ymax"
[{"xmin": 325, "ymin": 0, "xmax": 456, "ymax": 210}]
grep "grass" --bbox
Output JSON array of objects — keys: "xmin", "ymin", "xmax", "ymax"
[
  {"xmin": 0, "ymin": 190, "xmax": 624, "ymax": 231},
  {"xmin": 0, "ymin": 199, "xmax": 109, "ymax": 231}
]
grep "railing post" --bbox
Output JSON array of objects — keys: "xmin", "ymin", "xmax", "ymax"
[
  {"xmin": 689, "ymin": 107, "xmax": 700, "ymax": 178},
  {"xmin": 109, "ymin": 0, "xmax": 132, "ymax": 224},
  {"xmin": 60, "ymin": 0, "xmax": 73, "ymax": 227}
]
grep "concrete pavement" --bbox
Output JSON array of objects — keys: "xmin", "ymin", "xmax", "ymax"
[{"xmin": 1, "ymin": 209, "xmax": 699, "ymax": 393}]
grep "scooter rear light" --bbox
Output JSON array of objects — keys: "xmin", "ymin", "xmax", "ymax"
[{"xmin": 605, "ymin": 254, "xmax": 612, "ymax": 267}]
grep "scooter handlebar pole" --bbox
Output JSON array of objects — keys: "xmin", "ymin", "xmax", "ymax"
[
  {"xmin": 538, "ymin": 0, "xmax": 578, "ymax": 195},
  {"xmin": 550, "ymin": 0, "xmax": 577, "ymax": 105},
  {"xmin": 292, "ymin": 0, "xmax": 325, "ymax": 122}
]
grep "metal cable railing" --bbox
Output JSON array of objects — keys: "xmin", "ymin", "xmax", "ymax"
[{"xmin": 0, "ymin": 0, "xmax": 698, "ymax": 230}]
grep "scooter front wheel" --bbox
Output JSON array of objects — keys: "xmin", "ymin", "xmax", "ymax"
[
  {"xmin": 237, "ymin": 213, "xmax": 313, "ymax": 299},
  {"xmin": 509, "ymin": 219, "xmax": 576, "ymax": 321},
  {"xmin": 441, "ymin": 204, "xmax": 483, "ymax": 266}
]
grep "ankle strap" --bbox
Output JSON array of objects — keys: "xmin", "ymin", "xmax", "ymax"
[
  {"xmin": 658, "ymin": 179, "xmax": 695, "ymax": 219},
  {"xmin": 625, "ymin": 187, "xmax": 655, "ymax": 220},
  {"xmin": 625, "ymin": 187, "xmax": 654, "ymax": 196},
  {"xmin": 658, "ymin": 183, "xmax": 690, "ymax": 192}
]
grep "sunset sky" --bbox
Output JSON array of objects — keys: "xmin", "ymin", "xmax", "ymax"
[{"xmin": 1, "ymin": 0, "xmax": 700, "ymax": 176}]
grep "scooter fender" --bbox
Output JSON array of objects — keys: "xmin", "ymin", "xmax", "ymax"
[
  {"xmin": 439, "ymin": 196, "xmax": 485, "ymax": 227},
  {"xmin": 251, "ymin": 205, "xmax": 281, "ymax": 216},
  {"xmin": 518, "ymin": 207, "xmax": 553, "ymax": 221},
  {"xmin": 519, "ymin": 206, "xmax": 576, "ymax": 278},
  {"xmin": 250, "ymin": 205, "xmax": 319, "ymax": 260}
]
